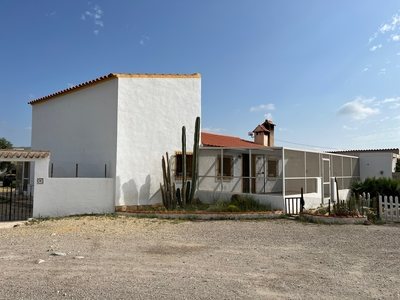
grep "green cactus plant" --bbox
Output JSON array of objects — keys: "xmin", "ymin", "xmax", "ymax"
[
  {"xmin": 189, "ymin": 116, "xmax": 200, "ymax": 204},
  {"xmin": 182, "ymin": 126, "xmax": 187, "ymax": 206},
  {"xmin": 160, "ymin": 152, "xmax": 176, "ymax": 209},
  {"xmin": 160, "ymin": 116, "xmax": 200, "ymax": 209}
]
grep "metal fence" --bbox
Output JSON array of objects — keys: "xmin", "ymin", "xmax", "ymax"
[{"xmin": 0, "ymin": 184, "xmax": 34, "ymax": 221}]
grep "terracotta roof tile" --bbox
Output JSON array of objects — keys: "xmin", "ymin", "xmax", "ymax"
[
  {"xmin": 0, "ymin": 150, "xmax": 50, "ymax": 159},
  {"xmin": 201, "ymin": 132, "xmax": 264, "ymax": 149},
  {"xmin": 28, "ymin": 72, "xmax": 201, "ymax": 105}
]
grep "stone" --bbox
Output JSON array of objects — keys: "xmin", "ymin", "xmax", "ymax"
[
  {"xmin": 36, "ymin": 259, "xmax": 45, "ymax": 264},
  {"xmin": 73, "ymin": 256, "xmax": 85, "ymax": 259},
  {"xmin": 50, "ymin": 252, "xmax": 66, "ymax": 256}
]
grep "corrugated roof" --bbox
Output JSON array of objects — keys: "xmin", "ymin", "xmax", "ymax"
[
  {"xmin": 201, "ymin": 132, "xmax": 264, "ymax": 149},
  {"xmin": 28, "ymin": 72, "xmax": 201, "ymax": 105},
  {"xmin": 0, "ymin": 150, "xmax": 50, "ymax": 159},
  {"xmin": 329, "ymin": 148, "xmax": 400, "ymax": 154}
]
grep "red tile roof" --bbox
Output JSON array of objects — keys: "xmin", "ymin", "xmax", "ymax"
[
  {"xmin": 201, "ymin": 132, "xmax": 264, "ymax": 149},
  {"xmin": 0, "ymin": 150, "xmax": 50, "ymax": 159},
  {"xmin": 28, "ymin": 73, "xmax": 201, "ymax": 105}
]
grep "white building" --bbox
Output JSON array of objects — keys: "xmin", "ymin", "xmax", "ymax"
[
  {"xmin": 330, "ymin": 149, "xmax": 400, "ymax": 181},
  {"xmin": 30, "ymin": 73, "xmax": 201, "ymax": 210},
  {"xmin": 10, "ymin": 72, "xmax": 360, "ymax": 217},
  {"xmin": 194, "ymin": 121, "xmax": 359, "ymax": 210}
]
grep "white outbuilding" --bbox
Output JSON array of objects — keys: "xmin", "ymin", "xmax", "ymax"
[{"xmin": 30, "ymin": 73, "xmax": 201, "ymax": 211}]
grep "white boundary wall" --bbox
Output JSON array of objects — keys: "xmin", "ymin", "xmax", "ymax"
[{"xmin": 33, "ymin": 178, "xmax": 114, "ymax": 217}]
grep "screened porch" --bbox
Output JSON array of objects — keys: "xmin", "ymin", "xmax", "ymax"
[{"xmin": 195, "ymin": 147, "xmax": 359, "ymax": 209}]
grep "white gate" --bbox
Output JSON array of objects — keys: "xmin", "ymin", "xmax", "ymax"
[{"xmin": 379, "ymin": 195, "xmax": 400, "ymax": 222}]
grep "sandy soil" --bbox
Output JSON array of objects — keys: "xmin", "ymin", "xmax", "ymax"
[{"xmin": 0, "ymin": 216, "xmax": 399, "ymax": 299}]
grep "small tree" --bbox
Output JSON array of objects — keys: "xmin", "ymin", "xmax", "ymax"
[
  {"xmin": 0, "ymin": 137, "xmax": 13, "ymax": 172},
  {"xmin": 0, "ymin": 137, "xmax": 12, "ymax": 149},
  {"xmin": 396, "ymin": 159, "xmax": 400, "ymax": 172}
]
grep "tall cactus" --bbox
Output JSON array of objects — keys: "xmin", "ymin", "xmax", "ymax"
[
  {"xmin": 160, "ymin": 117, "xmax": 200, "ymax": 209},
  {"xmin": 189, "ymin": 116, "xmax": 200, "ymax": 204},
  {"xmin": 181, "ymin": 126, "xmax": 187, "ymax": 206},
  {"xmin": 160, "ymin": 152, "xmax": 176, "ymax": 209}
]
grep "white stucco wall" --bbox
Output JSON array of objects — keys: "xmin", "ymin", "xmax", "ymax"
[
  {"xmin": 115, "ymin": 76, "xmax": 201, "ymax": 206},
  {"xmin": 359, "ymin": 152, "xmax": 394, "ymax": 181},
  {"xmin": 33, "ymin": 178, "xmax": 115, "ymax": 217},
  {"xmin": 197, "ymin": 150, "xmax": 242, "ymax": 193},
  {"xmin": 31, "ymin": 79, "xmax": 118, "ymax": 178}
]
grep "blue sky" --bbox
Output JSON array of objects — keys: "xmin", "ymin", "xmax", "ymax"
[{"xmin": 1, "ymin": 1, "xmax": 400, "ymax": 150}]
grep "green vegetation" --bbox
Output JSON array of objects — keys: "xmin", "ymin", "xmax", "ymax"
[
  {"xmin": 0, "ymin": 137, "xmax": 13, "ymax": 172},
  {"xmin": 352, "ymin": 177, "xmax": 400, "ymax": 198},
  {"xmin": 207, "ymin": 194, "xmax": 271, "ymax": 212},
  {"xmin": 160, "ymin": 117, "xmax": 200, "ymax": 209}
]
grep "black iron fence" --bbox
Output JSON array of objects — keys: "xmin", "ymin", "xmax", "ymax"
[{"xmin": 0, "ymin": 184, "xmax": 33, "ymax": 221}]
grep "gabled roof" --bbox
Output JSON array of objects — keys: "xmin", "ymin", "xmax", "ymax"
[
  {"xmin": 252, "ymin": 119, "xmax": 275, "ymax": 133},
  {"xmin": 0, "ymin": 150, "xmax": 50, "ymax": 159},
  {"xmin": 253, "ymin": 124, "xmax": 269, "ymax": 133},
  {"xmin": 28, "ymin": 73, "xmax": 201, "ymax": 105},
  {"xmin": 201, "ymin": 132, "xmax": 264, "ymax": 149}
]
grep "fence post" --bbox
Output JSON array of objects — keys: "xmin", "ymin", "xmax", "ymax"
[
  {"xmin": 8, "ymin": 186, "xmax": 12, "ymax": 221},
  {"xmin": 300, "ymin": 187, "xmax": 305, "ymax": 213},
  {"xmin": 75, "ymin": 164, "xmax": 79, "ymax": 178}
]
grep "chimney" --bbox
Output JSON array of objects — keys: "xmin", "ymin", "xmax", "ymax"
[{"xmin": 252, "ymin": 119, "xmax": 275, "ymax": 147}]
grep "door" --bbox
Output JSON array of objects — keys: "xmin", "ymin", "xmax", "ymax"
[{"xmin": 322, "ymin": 158, "xmax": 330, "ymax": 204}]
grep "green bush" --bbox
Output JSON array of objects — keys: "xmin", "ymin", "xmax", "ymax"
[
  {"xmin": 230, "ymin": 194, "xmax": 269, "ymax": 211},
  {"xmin": 227, "ymin": 204, "xmax": 240, "ymax": 212},
  {"xmin": 352, "ymin": 177, "xmax": 400, "ymax": 198}
]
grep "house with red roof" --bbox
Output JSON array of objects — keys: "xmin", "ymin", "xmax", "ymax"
[{"xmin": 23, "ymin": 73, "xmax": 361, "ymax": 216}]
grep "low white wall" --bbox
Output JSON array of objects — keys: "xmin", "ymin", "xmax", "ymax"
[{"xmin": 33, "ymin": 178, "xmax": 115, "ymax": 217}]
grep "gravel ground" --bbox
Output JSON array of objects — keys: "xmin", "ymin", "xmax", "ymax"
[{"xmin": 0, "ymin": 216, "xmax": 399, "ymax": 300}]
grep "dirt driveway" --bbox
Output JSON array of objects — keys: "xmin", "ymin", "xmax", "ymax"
[{"xmin": 0, "ymin": 216, "xmax": 399, "ymax": 299}]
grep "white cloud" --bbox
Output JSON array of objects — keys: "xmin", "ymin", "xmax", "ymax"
[
  {"xmin": 249, "ymin": 103, "xmax": 275, "ymax": 112},
  {"xmin": 264, "ymin": 112, "xmax": 273, "ymax": 120},
  {"xmin": 369, "ymin": 32, "xmax": 378, "ymax": 43},
  {"xmin": 362, "ymin": 67, "xmax": 369, "ymax": 72},
  {"xmin": 392, "ymin": 35, "xmax": 400, "ymax": 41},
  {"xmin": 45, "ymin": 11, "xmax": 56, "ymax": 17},
  {"xmin": 81, "ymin": 4, "xmax": 104, "ymax": 35},
  {"xmin": 380, "ymin": 23, "xmax": 393, "ymax": 33},
  {"xmin": 369, "ymin": 44, "xmax": 382, "ymax": 51},
  {"xmin": 337, "ymin": 98, "xmax": 380, "ymax": 120},
  {"xmin": 139, "ymin": 35, "xmax": 150, "ymax": 46},
  {"xmin": 378, "ymin": 68, "xmax": 386, "ymax": 75}
]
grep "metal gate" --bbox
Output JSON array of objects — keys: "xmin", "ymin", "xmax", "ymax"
[{"xmin": 0, "ymin": 184, "xmax": 33, "ymax": 221}]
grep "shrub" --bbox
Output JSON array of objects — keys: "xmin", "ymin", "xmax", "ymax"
[
  {"xmin": 352, "ymin": 178, "xmax": 400, "ymax": 198},
  {"xmin": 332, "ymin": 200, "xmax": 358, "ymax": 217},
  {"xmin": 230, "ymin": 194, "xmax": 269, "ymax": 211},
  {"xmin": 227, "ymin": 204, "xmax": 240, "ymax": 212}
]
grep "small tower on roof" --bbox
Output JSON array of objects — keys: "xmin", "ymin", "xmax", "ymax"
[{"xmin": 252, "ymin": 119, "xmax": 275, "ymax": 147}]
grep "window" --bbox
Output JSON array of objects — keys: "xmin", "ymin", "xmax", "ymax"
[
  {"xmin": 217, "ymin": 155, "xmax": 233, "ymax": 178},
  {"xmin": 267, "ymin": 160, "xmax": 277, "ymax": 177},
  {"xmin": 175, "ymin": 153, "xmax": 193, "ymax": 178}
]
